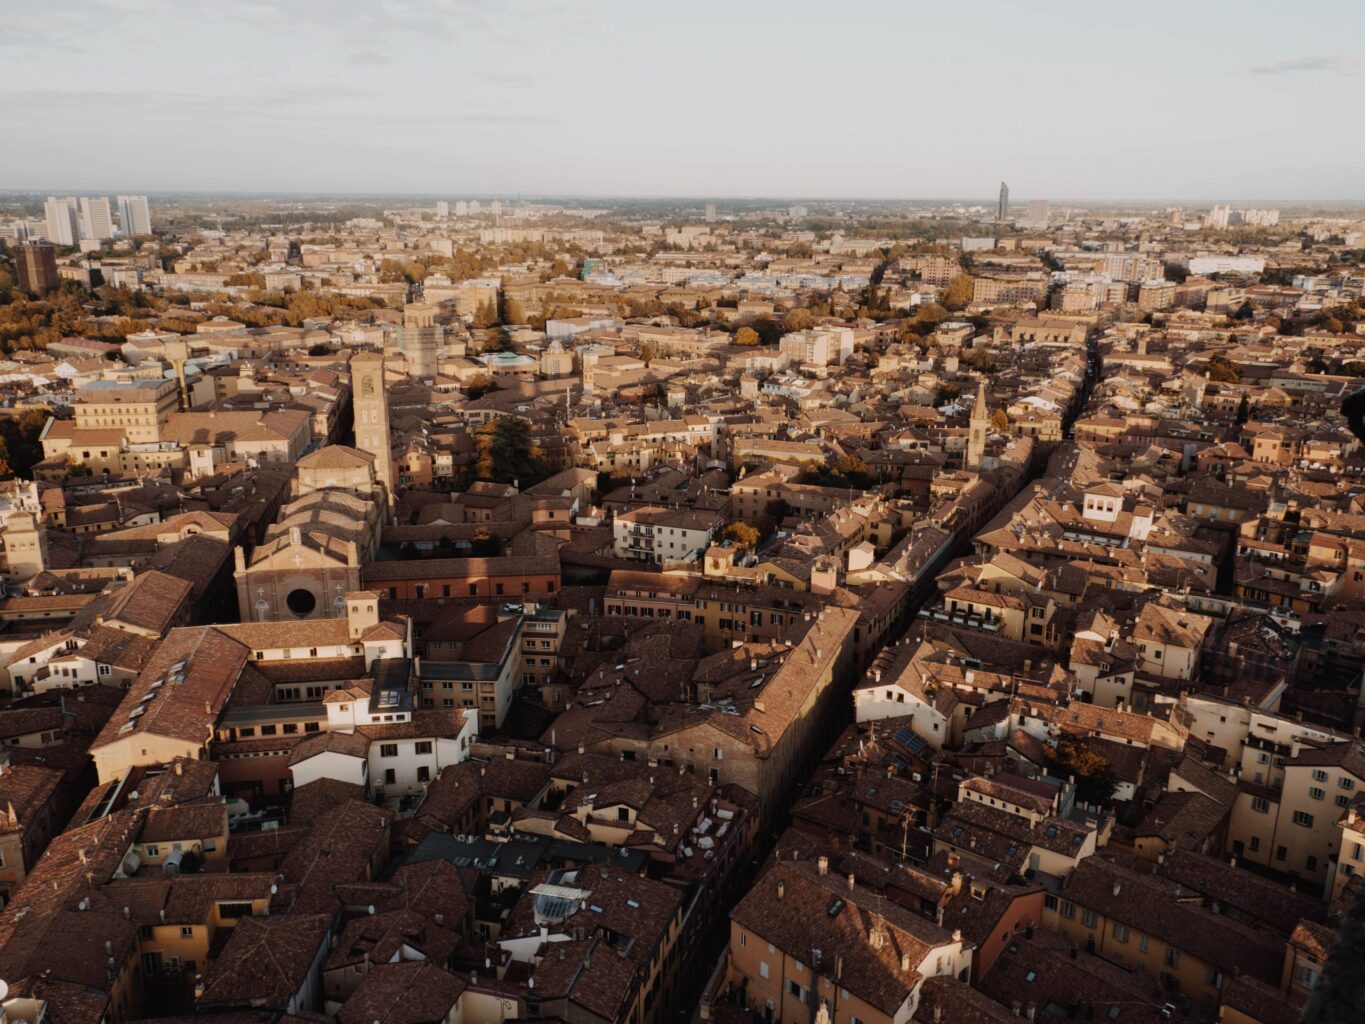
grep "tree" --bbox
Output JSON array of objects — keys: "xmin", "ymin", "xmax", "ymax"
[
  {"xmin": 725, "ymin": 522, "xmax": 760, "ymax": 550},
  {"xmin": 470, "ymin": 526, "xmax": 502, "ymax": 558},
  {"xmin": 1235, "ymin": 393, "xmax": 1250, "ymax": 425},
  {"xmin": 1206, "ymin": 354, "xmax": 1241, "ymax": 384},
  {"xmin": 1050, "ymin": 739, "xmax": 1118, "ymax": 805},
  {"xmin": 991, "ymin": 409, "xmax": 1009, "ymax": 431},
  {"xmin": 1302, "ymin": 885, "xmax": 1365, "ymax": 1024},
  {"xmin": 472, "ymin": 300, "xmax": 499, "ymax": 329},
  {"xmin": 734, "ymin": 326, "xmax": 760, "ymax": 346},
  {"xmin": 942, "ymin": 274, "xmax": 974, "ymax": 311},
  {"xmin": 784, "ymin": 308, "xmax": 814, "ymax": 332},
  {"xmin": 503, "ymin": 296, "xmax": 527, "ymax": 325},
  {"xmin": 474, "ymin": 417, "xmax": 544, "ymax": 486}
]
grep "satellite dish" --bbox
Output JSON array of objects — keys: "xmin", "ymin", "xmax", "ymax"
[{"xmin": 0, "ymin": 979, "xmax": 10, "ymax": 1001}]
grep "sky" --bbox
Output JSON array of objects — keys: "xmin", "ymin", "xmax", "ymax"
[{"xmin": 1, "ymin": 0, "xmax": 1363, "ymax": 201}]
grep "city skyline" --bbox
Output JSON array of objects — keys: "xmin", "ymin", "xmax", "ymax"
[{"xmin": 2, "ymin": 0, "xmax": 1363, "ymax": 199}]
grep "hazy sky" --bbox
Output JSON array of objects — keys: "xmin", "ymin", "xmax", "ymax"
[{"xmin": 2, "ymin": 0, "xmax": 1363, "ymax": 200}]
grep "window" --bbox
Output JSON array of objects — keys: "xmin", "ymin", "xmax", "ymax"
[
  {"xmin": 759, "ymin": 961, "xmax": 768, "ymax": 980},
  {"xmin": 1165, "ymin": 949, "xmax": 1180, "ymax": 968},
  {"xmin": 1277, "ymin": 845, "xmax": 1288, "ymax": 861},
  {"xmin": 1312, "ymin": 769, "xmax": 1328, "ymax": 782},
  {"xmin": 1309, "ymin": 787, "xmax": 1326, "ymax": 801},
  {"xmin": 180, "ymin": 926, "xmax": 194, "ymax": 938},
  {"xmin": 1251, "ymin": 797, "xmax": 1270, "ymax": 813},
  {"xmin": 787, "ymin": 981, "xmax": 806, "ymax": 1004},
  {"xmin": 380, "ymin": 743, "xmax": 398, "ymax": 758},
  {"xmin": 1341, "ymin": 778, "xmax": 1355, "ymax": 791},
  {"xmin": 1113, "ymin": 923, "xmax": 1129, "ymax": 943},
  {"xmin": 1206, "ymin": 969, "xmax": 1224, "ymax": 989},
  {"xmin": 218, "ymin": 901, "xmax": 253, "ymax": 919},
  {"xmin": 1081, "ymin": 909, "xmax": 1098, "ymax": 928},
  {"xmin": 417, "ymin": 766, "xmax": 430, "ymax": 783},
  {"xmin": 1293, "ymin": 811, "xmax": 1314, "ymax": 828},
  {"xmin": 145, "ymin": 845, "xmax": 159, "ymax": 857},
  {"xmin": 415, "ymin": 741, "xmax": 433, "ymax": 755},
  {"xmin": 739, "ymin": 932, "xmax": 747, "ymax": 948},
  {"xmin": 384, "ymin": 769, "xmax": 396, "ymax": 785},
  {"xmin": 1044, "ymin": 894, "xmax": 1058, "ymax": 911},
  {"xmin": 1138, "ymin": 934, "xmax": 1149, "ymax": 953},
  {"xmin": 1294, "ymin": 964, "xmax": 1319, "ymax": 989},
  {"xmin": 1060, "ymin": 900, "xmax": 1076, "ymax": 920}
]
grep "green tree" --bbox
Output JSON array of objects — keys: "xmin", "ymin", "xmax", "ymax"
[{"xmin": 474, "ymin": 417, "xmax": 544, "ymax": 486}]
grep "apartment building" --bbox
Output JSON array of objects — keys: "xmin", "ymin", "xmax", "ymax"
[
  {"xmin": 73, "ymin": 378, "xmax": 182, "ymax": 443},
  {"xmin": 724, "ymin": 857, "xmax": 972, "ymax": 1024},
  {"xmin": 612, "ymin": 506, "xmax": 722, "ymax": 565}
]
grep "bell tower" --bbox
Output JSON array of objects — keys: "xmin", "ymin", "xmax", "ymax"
[
  {"xmin": 967, "ymin": 377, "xmax": 989, "ymax": 471},
  {"xmin": 351, "ymin": 351, "xmax": 395, "ymax": 514}
]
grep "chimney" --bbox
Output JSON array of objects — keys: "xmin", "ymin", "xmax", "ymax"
[
  {"xmin": 901, "ymin": 953, "xmax": 911, "ymax": 972},
  {"xmin": 1111, "ymin": 882, "xmax": 1121, "ymax": 897},
  {"xmin": 951, "ymin": 871, "xmax": 964, "ymax": 895},
  {"xmin": 817, "ymin": 855, "xmax": 828, "ymax": 876},
  {"xmin": 777, "ymin": 881, "xmax": 784, "ymax": 900},
  {"xmin": 1026, "ymin": 1003, "xmax": 1037, "ymax": 1023},
  {"xmin": 848, "ymin": 873, "xmax": 856, "ymax": 893}
]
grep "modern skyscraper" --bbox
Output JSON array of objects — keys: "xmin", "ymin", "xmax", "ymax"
[
  {"xmin": 79, "ymin": 196, "xmax": 114, "ymax": 241},
  {"xmin": 116, "ymin": 195, "xmax": 152, "ymax": 236},
  {"xmin": 43, "ymin": 197, "xmax": 80, "ymax": 246},
  {"xmin": 351, "ymin": 351, "xmax": 395, "ymax": 515},
  {"xmin": 15, "ymin": 242, "xmax": 59, "ymax": 294},
  {"xmin": 997, "ymin": 182, "xmax": 1009, "ymax": 221}
]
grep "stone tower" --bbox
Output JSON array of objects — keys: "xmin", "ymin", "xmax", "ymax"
[
  {"xmin": 967, "ymin": 377, "xmax": 989, "ymax": 471},
  {"xmin": 351, "ymin": 351, "xmax": 395, "ymax": 513}
]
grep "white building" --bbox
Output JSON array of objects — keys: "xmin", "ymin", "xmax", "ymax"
[
  {"xmin": 612, "ymin": 506, "xmax": 721, "ymax": 564},
  {"xmin": 117, "ymin": 195, "xmax": 152, "ymax": 236},
  {"xmin": 79, "ymin": 197, "xmax": 114, "ymax": 241},
  {"xmin": 43, "ymin": 197, "xmax": 80, "ymax": 245}
]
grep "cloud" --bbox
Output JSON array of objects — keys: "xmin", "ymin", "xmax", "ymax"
[
  {"xmin": 1250, "ymin": 55, "xmax": 1353, "ymax": 76},
  {"xmin": 346, "ymin": 50, "xmax": 389, "ymax": 65}
]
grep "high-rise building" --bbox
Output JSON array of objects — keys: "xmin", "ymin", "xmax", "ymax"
[
  {"xmin": 454, "ymin": 200, "xmax": 469, "ymax": 217},
  {"xmin": 14, "ymin": 242, "xmax": 59, "ymax": 294},
  {"xmin": 1023, "ymin": 199, "xmax": 1050, "ymax": 230},
  {"xmin": 435, "ymin": 200, "xmax": 449, "ymax": 218},
  {"xmin": 79, "ymin": 196, "xmax": 114, "ymax": 241},
  {"xmin": 43, "ymin": 197, "xmax": 80, "ymax": 246},
  {"xmin": 704, "ymin": 203, "xmax": 716, "ymax": 223},
  {"xmin": 489, "ymin": 200, "xmax": 502, "ymax": 218},
  {"xmin": 116, "ymin": 195, "xmax": 152, "ymax": 236},
  {"xmin": 395, "ymin": 303, "xmax": 442, "ymax": 380},
  {"xmin": 351, "ymin": 351, "xmax": 395, "ymax": 513},
  {"xmin": 997, "ymin": 182, "xmax": 1009, "ymax": 221}
]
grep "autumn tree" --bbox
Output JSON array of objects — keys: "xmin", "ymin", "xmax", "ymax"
[
  {"xmin": 1049, "ymin": 738, "xmax": 1118, "ymax": 805},
  {"xmin": 783, "ymin": 307, "xmax": 814, "ymax": 332},
  {"xmin": 991, "ymin": 409, "xmax": 1009, "ymax": 431},
  {"xmin": 1206, "ymin": 354, "xmax": 1241, "ymax": 383},
  {"xmin": 942, "ymin": 274, "xmax": 974, "ymax": 311},
  {"xmin": 472, "ymin": 300, "xmax": 499, "ymax": 329},
  {"xmin": 502, "ymin": 296, "xmax": 527, "ymax": 325},
  {"xmin": 734, "ymin": 326, "xmax": 760, "ymax": 346},
  {"xmin": 725, "ymin": 522, "xmax": 760, "ymax": 550}
]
